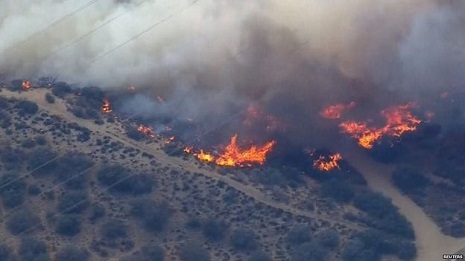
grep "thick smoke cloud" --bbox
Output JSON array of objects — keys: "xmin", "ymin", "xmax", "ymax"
[{"xmin": 0, "ymin": 0, "xmax": 464, "ymax": 145}]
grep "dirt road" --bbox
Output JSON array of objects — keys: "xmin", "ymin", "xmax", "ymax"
[
  {"xmin": 338, "ymin": 145, "xmax": 465, "ymax": 261},
  {"xmin": 1, "ymin": 88, "xmax": 363, "ymax": 230}
]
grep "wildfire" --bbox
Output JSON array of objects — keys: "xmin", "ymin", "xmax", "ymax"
[
  {"xmin": 22, "ymin": 80, "xmax": 31, "ymax": 90},
  {"xmin": 101, "ymin": 98, "xmax": 112, "ymax": 114},
  {"xmin": 197, "ymin": 150, "xmax": 215, "ymax": 162},
  {"xmin": 165, "ymin": 136, "xmax": 175, "ymax": 144},
  {"xmin": 137, "ymin": 124, "xmax": 153, "ymax": 136},
  {"xmin": 193, "ymin": 135, "xmax": 276, "ymax": 167},
  {"xmin": 184, "ymin": 146, "xmax": 193, "ymax": 153},
  {"xmin": 313, "ymin": 153, "xmax": 343, "ymax": 171},
  {"xmin": 217, "ymin": 135, "xmax": 276, "ymax": 167},
  {"xmin": 339, "ymin": 103, "xmax": 422, "ymax": 149},
  {"xmin": 320, "ymin": 102, "xmax": 356, "ymax": 119}
]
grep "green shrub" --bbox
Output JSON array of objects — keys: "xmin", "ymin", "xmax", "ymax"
[
  {"xmin": 19, "ymin": 237, "xmax": 49, "ymax": 261},
  {"xmin": 179, "ymin": 242, "xmax": 210, "ymax": 261},
  {"xmin": 230, "ymin": 229, "xmax": 257, "ymax": 251},
  {"xmin": 57, "ymin": 191, "xmax": 88, "ymax": 214},
  {"xmin": 7, "ymin": 208, "xmax": 40, "ymax": 235},
  {"xmin": 55, "ymin": 246, "xmax": 90, "ymax": 261},
  {"xmin": 286, "ymin": 224, "xmax": 312, "ymax": 246},
  {"xmin": 55, "ymin": 215, "xmax": 81, "ymax": 236}
]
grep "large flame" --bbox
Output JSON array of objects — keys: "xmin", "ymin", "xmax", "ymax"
[
  {"xmin": 101, "ymin": 98, "xmax": 112, "ymax": 114},
  {"xmin": 197, "ymin": 150, "xmax": 215, "ymax": 162},
  {"xmin": 320, "ymin": 102, "xmax": 356, "ymax": 119},
  {"xmin": 313, "ymin": 153, "xmax": 343, "ymax": 172},
  {"xmin": 215, "ymin": 135, "xmax": 276, "ymax": 167},
  {"xmin": 190, "ymin": 135, "xmax": 276, "ymax": 167},
  {"xmin": 339, "ymin": 103, "xmax": 421, "ymax": 149}
]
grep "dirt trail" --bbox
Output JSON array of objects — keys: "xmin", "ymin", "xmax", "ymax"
[
  {"xmin": 1, "ymin": 88, "xmax": 363, "ymax": 230},
  {"xmin": 339, "ymin": 146, "xmax": 465, "ymax": 261}
]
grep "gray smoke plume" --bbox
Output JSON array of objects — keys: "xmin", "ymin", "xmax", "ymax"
[{"xmin": 1, "ymin": 0, "xmax": 464, "ymax": 145}]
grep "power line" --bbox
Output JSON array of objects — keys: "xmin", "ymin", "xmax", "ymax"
[
  {"xmin": 6, "ymin": 0, "xmax": 100, "ymax": 51},
  {"xmin": 50, "ymin": 0, "xmax": 150, "ymax": 56},
  {"xmin": 89, "ymin": 0, "xmax": 200, "ymax": 65}
]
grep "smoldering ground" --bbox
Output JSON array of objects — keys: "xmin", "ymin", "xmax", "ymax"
[{"xmin": 1, "ymin": 0, "xmax": 464, "ymax": 146}]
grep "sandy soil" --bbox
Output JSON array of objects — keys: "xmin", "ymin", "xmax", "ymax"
[
  {"xmin": 0, "ymin": 88, "xmax": 362, "ymax": 231},
  {"xmin": 338, "ymin": 145, "xmax": 465, "ymax": 261}
]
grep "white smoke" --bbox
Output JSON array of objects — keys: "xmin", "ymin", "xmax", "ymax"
[{"xmin": 1, "ymin": 0, "xmax": 464, "ymax": 139}]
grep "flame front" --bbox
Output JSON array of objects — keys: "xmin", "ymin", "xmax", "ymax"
[
  {"xmin": 339, "ymin": 103, "xmax": 421, "ymax": 149},
  {"xmin": 22, "ymin": 80, "xmax": 31, "ymax": 90},
  {"xmin": 215, "ymin": 134, "xmax": 276, "ymax": 167},
  {"xmin": 194, "ymin": 135, "xmax": 276, "ymax": 167},
  {"xmin": 313, "ymin": 153, "xmax": 343, "ymax": 171},
  {"xmin": 102, "ymin": 98, "xmax": 112, "ymax": 114},
  {"xmin": 197, "ymin": 150, "xmax": 215, "ymax": 162},
  {"xmin": 320, "ymin": 102, "xmax": 356, "ymax": 119}
]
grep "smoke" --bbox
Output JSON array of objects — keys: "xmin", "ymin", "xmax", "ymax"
[{"xmin": 1, "ymin": 0, "xmax": 464, "ymax": 145}]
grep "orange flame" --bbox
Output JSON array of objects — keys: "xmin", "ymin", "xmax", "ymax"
[
  {"xmin": 320, "ymin": 102, "xmax": 356, "ymax": 119},
  {"xmin": 313, "ymin": 153, "xmax": 343, "ymax": 171},
  {"xmin": 339, "ymin": 103, "xmax": 421, "ymax": 149},
  {"xmin": 197, "ymin": 150, "xmax": 215, "ymax": 162},
  {"xmin": 193, "ymin": 135, "xmax": 276, "ymax": 167},
  {"xmin": 215, "ymin": 134, "xmax": 276, "ymax": 167},
  {"xmin": 102, "ymin": 98, "xmax": 112, "ymax": 114},
  {"xmin": 22, "ymin": 80, "xmax": 31, "ymax": 90},
  {"xmin": 137, "ymin": 124, "xmax": 153, "ymax": 136},
  {"xmin": 165, "ymin": 136, "xmax": 175, "ymax": 144},
  {"xmin": 184, "ymin": 146, "xmax": 193, "ymax": 153}
]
